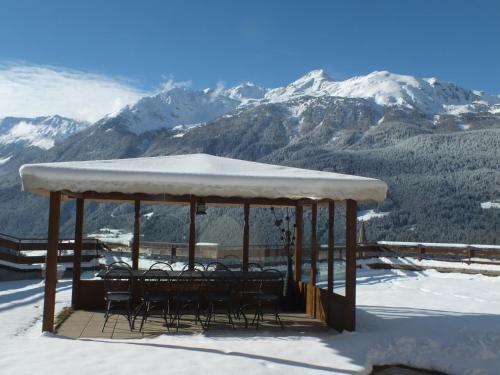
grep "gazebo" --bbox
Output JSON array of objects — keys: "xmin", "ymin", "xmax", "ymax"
[{"xmin": 19, "ymin": 153, "xmax": 387, "ymax": 333}]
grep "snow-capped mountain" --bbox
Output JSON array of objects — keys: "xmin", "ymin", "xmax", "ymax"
[
  {"xmin": 0, "ymin": 115, "xmax": 89, "ymax": 150},
  {"xmin": 265, "ymin": 69, "xmax": 500, "ymax": 115},
  {"xmin": 225, "ymin": 82, "xmax": 267, "ymax": 103},
  {"xmin": 100, "ymin": 68, "xmax": 500, "ymax": 135},
  {"xmin": 0, "ymin": 68, "xmax": 498, "ymax": 245},
  {"xmin": 100, "ymin": 85, "xmax": 267, "ymax": 134}
]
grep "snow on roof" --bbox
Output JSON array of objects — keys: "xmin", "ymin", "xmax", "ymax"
[{"xmin": 19, "ymin": 153, "xmax": 388, "ymax": 202}]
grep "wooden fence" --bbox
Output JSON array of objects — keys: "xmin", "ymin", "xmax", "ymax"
[{"xmin": 0, "ymin": 232, "xmax": 105, "ymax": 265}]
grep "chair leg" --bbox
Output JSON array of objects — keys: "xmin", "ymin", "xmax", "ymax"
[
  {"xmin": 227, "ymin": 303, "xmax": 235, "ymax": 329},
  {"xmin": 162, "ymin": 301, "xmax": 170, "ymax": 331},
  {"xmin": 240, "ymin": 308, "xmax": 248, "ymax": 328},
  {"xmin": 274, "ymin": 303, "xmax": 283, "ymax": 329},
  {"xmin": 102, "ymin": 300, "xmax": 111, "ymax": 332},
  {"xmin": 252, "ymin": 302, "xmax": 262, "ymax": 329},
  {"xmin": 140, "ymin": 301, "xmax": 151, "ymax": 332},
  {"xmin": 205, "ymin": 303, "xmax": 213, "ymax": 330},
  {"xmin": 132, "ymin": 301, "xmax": 145, "ymax": 329},
  {"xmin": 126, "ymin": 300, "xmax": 133, "ymax": 331}
]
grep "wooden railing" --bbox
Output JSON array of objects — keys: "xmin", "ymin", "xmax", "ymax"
[
  {"xmin": 358, "ymin": 242, "xmax": 500, "ymax": 266},
  {"xmin": 0, "ymin": 232, "xmax": 105, "ymax": 265}
]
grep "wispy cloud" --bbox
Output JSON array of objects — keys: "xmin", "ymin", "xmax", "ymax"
[
  {"xmin": 159, "ymin": 74, "xmax": 192, "ymax": 92},
  {"xmin": 0, "ymin": 63, "xmax": 147, "ymax": 122}
]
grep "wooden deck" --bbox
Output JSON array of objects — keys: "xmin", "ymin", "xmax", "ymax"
[{"xmin": 57, "ymin": 310, "xmax": 329, "ymax": 339}]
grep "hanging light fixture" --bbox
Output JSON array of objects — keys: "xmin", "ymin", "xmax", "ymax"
[{"xmin": 196, "ymin": 199, "xmax": 207, "ymax": 215}]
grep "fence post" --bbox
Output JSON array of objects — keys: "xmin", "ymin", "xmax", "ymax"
[{"xmin": 171, "ymin": 245, "xmax": 177, "ymax": 263}]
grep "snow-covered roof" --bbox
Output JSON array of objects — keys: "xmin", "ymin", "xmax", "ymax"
[{"xmin": 19, "ymin": 153, "xmax": 388, "ymax": 202}]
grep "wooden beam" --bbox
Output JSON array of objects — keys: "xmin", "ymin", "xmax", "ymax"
[
  {"xmin": 42, "ymin": 191, "xmax": 61, "ymax": 332},
  {"xmin": 71, "ymin": 198, "xmax": 84, "ymax": 309},
  {"xmin": 62, "ymin": 190, "xmax": 334, "ymax": 208},
  {"xmin": 242, "ymin": 203, "xmax": 250, "ymax": 272},
  {"xmin": 188, "ymin": 196, "xmax": 196, "ymax": 270},
  {"xmin": 294, "ymin": 205, "xmax": 303, "ymax": 282},
  {"xmin": 310, "ymin": 203, "xmax": 317, "ymax": 287},
  {"xmin": 132, "ymin": 200, "xmax": 140, "ymax": 270},
  {"xmin": 345, "ymin": 199, "xmax": 357, "ymax": 331},
  {"xmin": 327, "ymin": 201, "xmax": 335, "ymax": 294}
]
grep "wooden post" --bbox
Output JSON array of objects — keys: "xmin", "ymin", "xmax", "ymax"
[
  {"xmin": 310, "ymin": 203, "xmax": 317, "ymax": 286},
  {"xmin": 294, "ymin": 205, "xmax": 303, "ymax": 282},
  {"xmin": 42, "ymin": 191, "xmax": 61, "ymax": 332},
  {"xmin": 242, "ymin": 203, "xmax": 250, "ymax": 272},
  {"xmin": 132, "ymin": 200, "xmax": 140, "ymax": 270},
  {"xmin": 71, "ymin": 198, "xmax": 84, "ymax": 309},
  {"xmin": 345, "ymin": 199, "xmax": 357, "ymax": 331},
  {"xmin": 171, "ymin": 245, "xmax": 177, "ymax": 263},
  {"xmin": 188, "ymin": 196, "xmax": 196, "ymax": 270},
  {"xmin": 327, "ymin": 201, "xmax": 335, "ymax": 294}
]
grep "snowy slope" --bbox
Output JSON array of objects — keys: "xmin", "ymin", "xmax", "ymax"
[
  {"xmin": 265, "ymin": 69, "xmax": 500, "ymax": 115},
  {"xmin": 0, "ymin": 115, "xmax": 89, "ymax": 150},
  {"xmin": 97, "ymin": 69, "xmax": 500, "ymax": 135},
  {"xmin": 1, "ymin": 268, "xmax": 500, "ymax": 374},
  {"xmin": 104, "ymin": 84, "xmax": 267, "ymax": 134}
]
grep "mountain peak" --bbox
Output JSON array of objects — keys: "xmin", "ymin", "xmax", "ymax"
[{"xmin": 292, "ymin": 69, "xmax": 332, "ymax": 86}]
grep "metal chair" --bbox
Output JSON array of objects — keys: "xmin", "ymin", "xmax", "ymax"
[
  {"xmin": 234, "ymin": 266, "xmax": 263, "ymax": 327},
  {"xmin": 204, "ymin": 268, "xmax": 236, "ymax": 330},
  {"xmin": 102, "ymin": 267, "xmax": 134, "ymax": 332},
  {"xmin": 136, "ymin": 268, "xmax": 171, "ymax": 332},
  {"xmin": 171, "ymin": 269, "xmax": 206, "ymax": 332},
  {"xmin": 252, "ymin": 269, "xmax": 284, "ymax": 329}
]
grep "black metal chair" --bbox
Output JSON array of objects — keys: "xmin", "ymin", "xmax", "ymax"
[
  {"xmin": 234, "ymin": 266, "xmax": 263, "ymax": 327},
  {"xmin": 171, "ymin": 269, "xmax": 206, "ymax": 332},
  {"xmin": 252, "ymin": 269, "xmax": 284, "ymax": 329},
  {"xmin": 102, "ymin": 267, "xmax": 134, "ymax": 332},
  {"xmin": 136, "ymin": 268, "xmax": 171, "ymax": 332},
  {"xmin": 204, "ymin": 268, "xmax": 236, "ymax": 330}
]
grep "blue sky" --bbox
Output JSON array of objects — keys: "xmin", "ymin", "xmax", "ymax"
[
  {"xmin": 0, "ymin": 0, "xmax": 499, "ymax": 120},
  {"xmin": 2, "ymin": 0, "xmax": 499, "ymax": 91}
]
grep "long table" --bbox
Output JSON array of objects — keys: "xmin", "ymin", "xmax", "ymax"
[{"xmin": 97, "ymin": 269, "xmax": 282, "ymax": 281}]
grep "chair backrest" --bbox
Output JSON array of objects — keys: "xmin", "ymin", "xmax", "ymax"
[
  {"xmin": 212, "ymin": 267, "xmax": 238, "ymax": 294},
  {"xmin": 205, "ymin": 261, "xmax": 229, "ymax": 271},
  {"xmin": 259, "ymin": 268, "xmax": 284, "ymax": 296},
  {"xmin": 220, "ymin": 255, "xmax": 241, "ymax": 269},
  {"xmin": 174, "ymin": 269, "xmax": 206, "ymax": 295},
  {"xmin": 107, "ymin": 261, "xmax": 132, "ymax": 270},
  {"xmin": 181, "ymin": 262, "xmax": 205, "ymax": 271},
  {"xmin": 140, "ymin": 268, "xmax": 169, "ymax": 296},
  {"xmin": 149, "ymin": 261, "xmax": 173, "ymax": 271},
  {"xmin": 248, "ymin": 262, "xmax": 264, "ymax": 272},
  {"xmin": 103, "ymin": 266, "xmax": 133, "ymax": 294}
]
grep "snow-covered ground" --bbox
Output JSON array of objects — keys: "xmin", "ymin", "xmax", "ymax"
[
  {"xmin": 481, "ymin": 201, "xmax": 500, "ymax": 210},
  {"xmin": 357, "ymin": 209, "xmax": 389, "ymax": 222},
  {"xmin": 1, "ymin": 268, "xmax": 499, "ymax": 374}
]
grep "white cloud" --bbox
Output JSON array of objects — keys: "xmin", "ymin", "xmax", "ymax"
[
  {"xmin": 159, "ymin": 75, "xmax": 192, "ymax": 92},
  {"xmin": 0, "ymin": 63, "xmax": 147, "ymax": 122}
]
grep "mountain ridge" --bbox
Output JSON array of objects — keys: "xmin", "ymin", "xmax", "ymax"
[{"xmin": 0, "ymin": 68, "xmax": 498, "ymax": 245}]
